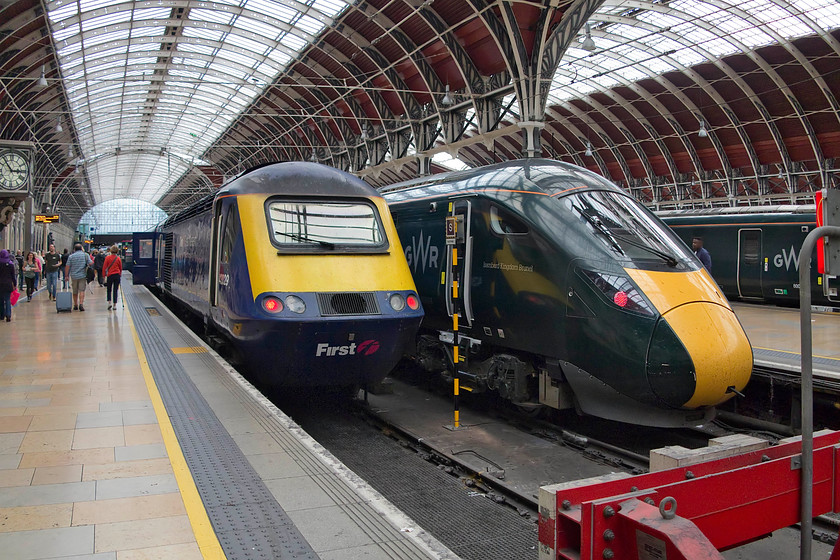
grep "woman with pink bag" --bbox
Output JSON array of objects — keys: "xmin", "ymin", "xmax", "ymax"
[
  {"xmin": 22, "ymin": 251, "xmax": 40, "ymax": 302},
  {"xmin": 0, "ymin": 249, "xmax": 18, "ymax": 322}
]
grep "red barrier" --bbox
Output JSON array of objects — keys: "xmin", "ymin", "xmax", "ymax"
[{"xmin": 538, "ymin": 430, "xmax": 840, "ymax": 560}]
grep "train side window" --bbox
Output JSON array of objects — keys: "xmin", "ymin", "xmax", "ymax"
[
  {"xmin": 490, "ymin": 206, "xmax": 529, "ymax": 235},
  {"xmin": 741, "ymin": 232, "xmax": 760, "ymax": 264},
  {"xmin": 220, "ymin": 204, "xmax": 238, "ymax": 265}
]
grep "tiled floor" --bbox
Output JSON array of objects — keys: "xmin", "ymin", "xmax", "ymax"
[{"xmin": 0, "ymin": 284, "xmax": 202, "ymax": 560}]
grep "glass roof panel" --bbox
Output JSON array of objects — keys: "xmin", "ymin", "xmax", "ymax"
[
  {"xmin": 181, "ymin": 27, "xmax": 225, "ymax": 42},
  {"xmin": 548, "ymin": 0, "xmax": 840, "ymax": 109},
  {"xmin": 47, "ymin": 0, "xmax": 352, "ymax": 206}
]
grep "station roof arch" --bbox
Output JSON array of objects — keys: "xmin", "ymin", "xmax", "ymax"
[{"xmin": 1, "ymin": 0, "xmax": 838, "ymax": 226}]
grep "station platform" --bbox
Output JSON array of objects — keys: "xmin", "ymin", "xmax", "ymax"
[
  {"xmin": 0, "ymin": 279, "xmax": 456, "ymax": 560},
  {"xmin": 731, "ymin": 302, "xmax": 840, "ymax": 383}
]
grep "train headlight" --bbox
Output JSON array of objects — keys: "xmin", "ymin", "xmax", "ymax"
[
  {"xmin": 406, "ymin": 293, "xmax": 420, "ymax": 310},
  {"xmin": 389, "ymin": 293, "xmax": 406, "ymax": 311},
  {"xmin": 579, "ymin": 269, "xmax": 655, "ymax": 316},
  {"xmin": 284, "ymin": 295, "xmax": 306, "ymax": 314},
  {"xmin": 262, "ymin": 296, "xmax": 283, "ymax": 313}
]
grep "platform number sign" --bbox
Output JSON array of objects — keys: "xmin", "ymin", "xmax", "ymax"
[
  {"xmin": 817, "ymin": 188, "xmax": 840, "ymax": 275},
  {"xmin": 445, "ymin": 215, "xmax": 457, "ymax": 245}
]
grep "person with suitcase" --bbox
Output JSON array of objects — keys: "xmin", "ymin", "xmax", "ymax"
[{"xmin": 64, "ymin": 243, "xmax": 93, "ymax": 312}]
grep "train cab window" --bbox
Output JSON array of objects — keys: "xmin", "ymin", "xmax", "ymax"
[
  {"xmin": 490, "ymin": 206, "xmax": 529, "ymax": 235},
  {"xmin": 562, "ymin": 190, "xmax": 694, "ymax": 269},
  {"xmin": 267, "ymin": 199, "xmax": 388, "ymax": 252}
]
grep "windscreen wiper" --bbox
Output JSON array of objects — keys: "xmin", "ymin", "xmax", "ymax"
[
  {"xmin": 275, "ymin": 231, "xmax": 335, "ymax": 249},
  {"xmin": 574, "ymin": 205, "xmax": 626, "ymax": 256}
]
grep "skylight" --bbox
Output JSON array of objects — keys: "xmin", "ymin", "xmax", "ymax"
[
  {"xmin": 46, "ymin": 0, "xmax": 351, "ymax": 206},
  {"xmin": 548, "ymin": 0, "xmax": 840, "ymax": 105}
]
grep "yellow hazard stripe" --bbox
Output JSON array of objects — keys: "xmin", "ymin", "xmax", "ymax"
[
  {"xmin": 171, "ymin": 346, "xmax": 208, "ymax": 354},
  {"xmin": 125, "ymin": 304, "xmax": 226, "ymax": 560}
]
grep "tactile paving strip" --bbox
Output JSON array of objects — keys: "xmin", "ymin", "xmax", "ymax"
[
  {"xmin": 167, "ymin": 330, "xmax": 442, "ymax": 559},
  {"xmin": 123, "ymin": 283, "xmax": 318, "ymax": 560}
]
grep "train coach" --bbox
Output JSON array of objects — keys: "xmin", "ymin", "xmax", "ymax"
[
  {"xmin": 659, "ymin": 206, "xmax": 839, "ymax": 308},
  {"xmin": 133, "ymin": 161, "xmax": 423, "ymax": 391},
  {"xmin": 383, "ymin": 159, "xmax": 752, "ymax": 427}
]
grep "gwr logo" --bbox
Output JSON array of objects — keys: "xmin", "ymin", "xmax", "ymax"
[
  {"xmin": 404, "ymin": 231, "xmax": 439, "ymax": 274},
  {"xmin": 315, "ymin": 339, "xmax": 380, "ymax": 357},
  {"xmin": 774, "ymin": 245, "xmax": 799, "ymax": 271}
]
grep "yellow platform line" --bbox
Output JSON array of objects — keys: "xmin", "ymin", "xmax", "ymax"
[
  {"xmin": 754, "ymin": 345, "xmax": 840, "ymax": 363},
  {"xmin": 172, "ymin": 346, "xmax": 209, "ymax": 354},
  {"xmin": 125, "ymin": 304, "xmax": 226, "ymax": 560}
]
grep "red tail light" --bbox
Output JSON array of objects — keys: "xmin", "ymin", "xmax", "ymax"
[
  {"xmin": 406, "ymin": 294, "xmax": 420, "ymax": 310},
  {"xmin": 262, "ymin": 297, "xmax": 283, "ymax": 313},
  {"xmin": 613, "ymin": 291, "xmax": 628, "ymax": 307}
]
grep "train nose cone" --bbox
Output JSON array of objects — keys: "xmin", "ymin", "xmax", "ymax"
[{"xmin": 648, "ymin": 302, "xmax": 753, "ymax": 408}]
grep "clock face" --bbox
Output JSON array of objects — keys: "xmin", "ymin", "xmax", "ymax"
[{"xmin": 0, "ymin": 151, "xmax": 30, "ymax": 190}]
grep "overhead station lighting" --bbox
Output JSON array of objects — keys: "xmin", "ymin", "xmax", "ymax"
[
  {"xmin": 441, "ymin": 84, "xmax": 454, "ymax": 106},
  {"xmin": 580, "ymin": 24, "xmax": 596, "ymax": 52},
  {"xmin": 38, "ymin": 66, "xmax": 48, "ymax": 88},
  {"xmin": 698, "ymin": 120, "xmax": 708, "ymax": 138},
  {"xmin": 55, "ymin": 117, "xmax": 63, "ymax": 133},
  {"xmin": 585, "ymin": 141, "xmax": 593, "ymax": 157}
]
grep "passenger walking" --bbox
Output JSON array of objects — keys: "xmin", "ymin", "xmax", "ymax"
[
  {"xmin": 65, "ymin": 243, "xmax": 93, "ymax": 311},
  {"xmin": 102, "ymin": 245, "xmax": 123, "ymax": 310},
  {"xmin": 93, "ymin": 249, "xmax": 106, "ymax": 286},
  {"xmin": 0, "ymin": 249, "xmax": 17, "ymax": 322},
  {"xmin": 692, "ymin": 236, "xmax": 712, "ymax": 272},
  {"xmin": 15, "ymin": 250, "xmax": 23, "ymax": 289},
  {"xmin": 22, "ymin": 251, "xmax": 40, "ymax": 301},
  {"xmin": 43, "ymin": 244, "xmax": 62, "ymax": 301},
  {"xmin": 60, "ymin": 248, "xmax": 69, "ymax": 289},
  {"xmin": 35, "ymin": 250, "xmax": 45, "ymax": 289}
]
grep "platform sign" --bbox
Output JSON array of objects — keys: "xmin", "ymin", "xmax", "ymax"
[
  {"xmin": 818, "ymin": 188, "xmax": 840, "ymax": 274},
  {"xmin": 445, "ymin": 215, "xmax": 457, "ymax": 245},
  {"xmin": 35, "ymin": 214, "xmax": 60, "ymax": 223}
]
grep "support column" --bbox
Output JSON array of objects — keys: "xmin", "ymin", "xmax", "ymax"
[{"xmin": 518, "ymin": 120, "xmax": 545, "ymax": 158}]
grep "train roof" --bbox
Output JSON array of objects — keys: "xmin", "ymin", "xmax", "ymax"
[
  {"xmin": 656, "ymin": 204, "xmax": 816, "ymax": 218},
  {"xmin": 381, "ymin": 158, "xmax": 624, "ymax": 202},
  {"xmin": 162, "ymin": 161, "xmax": 381, "ymax": 228},
  {"xmin": 220, "ymin": 161, "xmax": 380, "ymax": 199}
]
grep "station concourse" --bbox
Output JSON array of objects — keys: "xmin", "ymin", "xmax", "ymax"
[{"xmin": 0, "ymin": 280, "xmax": 455, "ymax": 560}]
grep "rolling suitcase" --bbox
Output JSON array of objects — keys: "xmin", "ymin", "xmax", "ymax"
[{"xmin": 56, "ymin": 289, "xmax": 72, "ymax": 313}]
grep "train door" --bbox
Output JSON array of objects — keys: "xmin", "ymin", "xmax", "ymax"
[
  {"xmin": 130, "ymin": 231, "xmax": 158, "ymax": 285},
  {"xmin": 737, "ymin": 229, "xmax": 763, "ymax": 299},
  {"xmin": 209, "ymin": 199, "xmax": 224, "ymax": 308},
  {"xmin": 445, "ymin": 199, "xmax": 474, "ymax": 327}
]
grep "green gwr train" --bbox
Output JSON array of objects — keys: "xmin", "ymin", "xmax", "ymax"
[
  {"xmin": 384, "ymin": 159, "xmax": 753, "ymax": 427},
  {"xmin": 659, "ymin": 206, "xmax": 839, "ymax": 308}
]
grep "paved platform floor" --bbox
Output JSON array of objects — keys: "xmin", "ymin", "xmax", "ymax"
[
  {"xmin": 0, "ymin": 280, "xmax": 456, "ymax": 560},
  {"xmin": 0, "ymin": 283, "xmax": 204, "ymax": 560}
]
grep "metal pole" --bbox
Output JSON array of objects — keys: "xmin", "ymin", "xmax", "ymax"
[
  {"xmin": 798, "ymin": 225, "xmax": 840, "ymax": 560},
  {"xmin": 452, "ymin": 245, "xmax": 460, "ymax": 429}
]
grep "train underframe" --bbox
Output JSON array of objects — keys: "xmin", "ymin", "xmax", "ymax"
[
  {"xmin": 413, "ymin": 332, "xmax": 576, "ymax": 412},
  {"xmin": 410, "ymin": 331, "xmax": 715, "ymax": 427}
]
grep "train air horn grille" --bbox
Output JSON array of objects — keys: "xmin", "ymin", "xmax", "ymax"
[{"xmin": 317, "ymin": 292, "xmax": 380, "ymax": 316}]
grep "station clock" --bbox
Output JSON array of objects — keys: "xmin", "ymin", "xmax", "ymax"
[{"xmin": 0, "ymin": 149, "xmax": 31, "ymax": 190}]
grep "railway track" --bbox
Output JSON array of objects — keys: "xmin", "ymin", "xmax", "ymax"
[{"xmin": 350, "ymin": 378, "xmax": 839, "ymax": 551}]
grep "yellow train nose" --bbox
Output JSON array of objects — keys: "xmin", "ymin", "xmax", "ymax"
[
  {"xmin": 659, "ymin": 302, "xmax": 753, "ymax": 407},
  {"xmin": 627, "ymin": 267, "xmax": 753, "ymax": 409}
]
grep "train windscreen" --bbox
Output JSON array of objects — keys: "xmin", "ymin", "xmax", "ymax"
[
  {"xmin": 560, "ymin": 190, "xmax": 695, "ymax": 269},
  {"xmin": 267, "ymin": 200, "xmax": 387, "ymax": 251}
]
